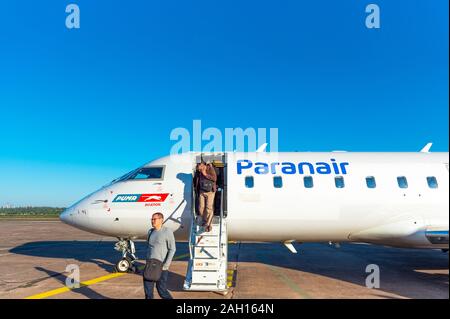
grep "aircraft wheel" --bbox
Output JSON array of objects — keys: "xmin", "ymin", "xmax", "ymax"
[{"xmin": 115, "ymin": 258, "xmax": 131, "ymax": 273}]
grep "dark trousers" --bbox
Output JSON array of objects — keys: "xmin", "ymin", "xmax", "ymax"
[{"xmin": 143, "ymin": 270, "xmax": 173, "ymax": 299}]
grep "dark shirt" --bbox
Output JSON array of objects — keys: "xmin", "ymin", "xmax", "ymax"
[{"xmin": 194, "ymin": 164, "xmax": 217, "ymax": 193}]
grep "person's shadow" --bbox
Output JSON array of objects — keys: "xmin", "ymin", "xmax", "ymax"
[
  {"xmin": 168, "ymin": 173, "xmax": 196, "ymax": 238},
  {"xmin": 35, "ymin": 266, "xmax": 110, "ymax": 299},
  {"xmin": 10, "ymin": 239, "xmax": 191, "ymax": 298}
]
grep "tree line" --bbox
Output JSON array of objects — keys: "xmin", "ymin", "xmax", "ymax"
[{"xmin": 0, "ymin": 207, "xmax": 65, "ymax": 216}]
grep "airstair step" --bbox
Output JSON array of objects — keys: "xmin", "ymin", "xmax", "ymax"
[
  {"xmin": 194, "ymin": 226, "xmax": 220, "ymax": 236},
  {"xmin": 194, "ymin": 235, "xmax": 220, "ymax": 247},
  {"xmin": 193, "ymin": 259, "xmax": 220, "ymax": 271},
  {"xmin": 194, "ymin": 246, "xmax": 219, "ymax": 259},
  {"xmin": 192, "ymin": 271, "xmax": 220, "ymax": 284}
]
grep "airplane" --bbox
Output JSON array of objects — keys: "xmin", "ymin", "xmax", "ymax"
[{"xmin": 59, "ymin": 144, "xmax": 449, "ymax": 290}]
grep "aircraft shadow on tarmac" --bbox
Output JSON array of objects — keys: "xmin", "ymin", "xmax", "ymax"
[{"xmin": 10, "ymin": 241, "xmax": 449, "ymax": 299}]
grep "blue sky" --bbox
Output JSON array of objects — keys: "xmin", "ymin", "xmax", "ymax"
[{"xmin": 0, "ymin": 0, "xmax": 448, "ymax": 206}]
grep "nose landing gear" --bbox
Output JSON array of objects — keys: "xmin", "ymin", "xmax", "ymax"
[{"xmin": 114, "ymin": 239, "xmax": 138, "ymax": 273}]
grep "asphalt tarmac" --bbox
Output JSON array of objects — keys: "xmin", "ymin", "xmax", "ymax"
[{"xmin": 0, "ymin": 220, "xmax": 447, "ymax": 299}]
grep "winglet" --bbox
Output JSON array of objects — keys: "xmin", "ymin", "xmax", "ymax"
[
  {"xmin": 256, "ymin": 143, "xmax": 268, "ymax": 152},
  {"xmin": 420, "ymin": 143, "xmax": 433, "ymax": 153}
]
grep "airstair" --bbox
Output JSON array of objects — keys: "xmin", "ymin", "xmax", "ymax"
[
  {"xmin": 183, "ymin": 214, "xmax": 228, "ymax": 292},
  {"xmin": 183, "ymin": 154, "xmax": 228, "ymax": 292},
  {"xmin": 183, "ymin": 156, "xmax": 228, "ymax": 292}
]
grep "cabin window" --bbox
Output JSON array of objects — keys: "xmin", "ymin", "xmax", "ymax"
[
  {"xmin": 127, "ymin": 166, "xmax": 165, "ymax": 180},
  {"xmin": 245, "ymin": 176, "xmax": 254, "ymax": 188},
  {"xmin": 397, "ymin": 176, "xmax": 408, "ymax": 189},
  {"xmin": 366, "ymin": 176, "xmax": 376, "ymax": 188},
  {"xmin": 335, "ymin": 176, "xmax": 345, "ymax": 188},
  {"xmin": 304, "ymin": 176, "xmax": 314, "ymax": 188},
  {"xmin": 273, "ymin": 176, "xmax": 283, "ymax": 188},
  {"xmin": 427, "ymin": 176, "xmax": 438, "ymax": 189}
]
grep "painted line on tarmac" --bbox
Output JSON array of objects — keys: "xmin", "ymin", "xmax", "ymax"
[
  {"xmin": 25, "ymin": 253, "xmax": 190, "ymax": 299},
  {"xmin": 266, "ymin": 265, "xmax": 312, "ymax": 299}
]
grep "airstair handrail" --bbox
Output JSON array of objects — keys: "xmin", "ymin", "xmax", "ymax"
[
  {"xmin": 219, "ymin": 188, "xmax": 224, "ymax": 258},
  {"xmin": 164, "ymin": 199, "xmax": 186, "ymax": 225},
  {"xmin": 189, "ymin": 173, "xmax": 196, "ymax": 261}
]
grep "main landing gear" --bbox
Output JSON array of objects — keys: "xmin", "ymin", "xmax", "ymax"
[{"xmin": 114, "ymin": 238, "xmax": 137, "ymax": 273}]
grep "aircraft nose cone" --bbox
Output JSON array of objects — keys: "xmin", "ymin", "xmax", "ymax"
[{"xmin": 59, "ymin": 208, "xmax": 72, "ymax": 225}]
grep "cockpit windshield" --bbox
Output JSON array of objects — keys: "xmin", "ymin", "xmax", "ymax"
[
  {"xmin": 128, "ymin": 166, "xmax": 165, "ymax": 180},
  {"xmin": 112, "ymin": 166, "xmax": 165, "ymax": 183},
  {"xmin": 110, "ymin": 168, "xmax": 140, "ymax": 184},
  {"xmin": 110, "ymin": 166, "xmax": 165, "ymax": 184}
]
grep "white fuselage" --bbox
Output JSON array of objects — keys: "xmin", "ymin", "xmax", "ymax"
[{"xmin": 60, "ymin": 152, "xmax": 449, "ymax": 249}]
